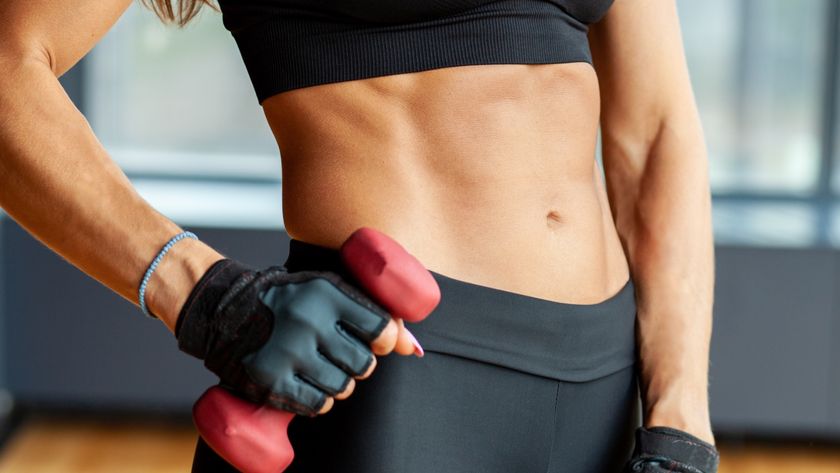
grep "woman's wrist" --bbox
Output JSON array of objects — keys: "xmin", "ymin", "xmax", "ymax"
[
  {"xmin": 644, "ymin": 389, "xmax": 715, "ymax": 445},
  {"xmin": 638, "ymin": 341, "xmax": 714, "ymax": 444},
  {"xmin": 143, "ymin": 237, "xmax": 226, "ymax": 333}
]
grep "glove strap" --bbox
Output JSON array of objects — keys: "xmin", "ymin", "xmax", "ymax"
[
  {"xmin": 629, "ymin": 426, "xmax": 719, "ymax": 473},
  {"xmin": 175, "ymin": 258, "xmax": 253, "ymax": 358}
]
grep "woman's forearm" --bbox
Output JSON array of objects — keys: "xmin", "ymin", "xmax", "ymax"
[
  {"xmin": 603, "ymin": 112, "xmax": 715, "ymax": 444},
  {"xmin": 0, "ymin": 52, "xmax": 225, "ymax": 332}
]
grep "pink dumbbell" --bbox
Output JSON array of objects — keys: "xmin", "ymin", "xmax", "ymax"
[{"xmin": 193, "ymin": 227, "xmax": 441, "ymax": 473}]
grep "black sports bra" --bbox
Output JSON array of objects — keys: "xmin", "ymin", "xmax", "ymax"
[{"xmin": 217, "ymin": 0, "xmax": 615, "ymax": 104}]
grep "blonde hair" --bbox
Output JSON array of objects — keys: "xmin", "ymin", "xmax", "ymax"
[{"xmin": 139, "ymin": 0, "xmax": 219, "ymax": 27}]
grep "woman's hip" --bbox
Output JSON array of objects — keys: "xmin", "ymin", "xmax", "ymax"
[{"xmin": 285, "ymin": 348, "xmax": 640, "ymax": 472}]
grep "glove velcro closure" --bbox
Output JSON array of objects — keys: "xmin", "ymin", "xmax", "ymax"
[
  {"xmin": 629, "ymin": 426, "xmax": 720, "ymax": 473},
  {"xmin": 175, "ymin": 258, "xmax": 255, "ymax": 359}
]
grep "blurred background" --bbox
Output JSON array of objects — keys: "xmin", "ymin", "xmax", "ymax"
[{"xmin": 0, "ymin": 0, "xmax": 838, "ymax": 471}]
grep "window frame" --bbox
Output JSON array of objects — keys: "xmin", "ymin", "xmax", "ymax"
[{"xmin": 708, "ymin": 0, "xmax": 839, "ymax": 247}]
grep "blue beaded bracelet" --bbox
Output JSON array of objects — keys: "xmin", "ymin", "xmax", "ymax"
[{"xmin": 138, "ymin": 231, "xmax": 199, "ymax": 319}]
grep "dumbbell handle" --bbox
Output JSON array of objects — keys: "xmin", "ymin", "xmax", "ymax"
[{"xmin": 192, "ymin": 227, "xmax": 441, "ymax": 473}]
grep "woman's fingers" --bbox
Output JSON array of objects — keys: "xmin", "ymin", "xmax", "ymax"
[
  {"xmin": 334, "ymin": 377, "xmax": 356, "ymax": 400},
  {"xmin": 316, "ymin": 363, "xmax": 361, "ymax": 414},
  {"xmin": 370, "ymin": 317, "xmax": 424, "ymax": 357},
  {"xmin": 393, "ymin": 319, "xmax": 418, "ymax": 356},
  {"xmin": 359, "ymin": 355, "xmax": 376, "ymax": 379},
  {"xmin": 369, "ymin": 317, "xmax": 399, "ymax": 355},
  {"xmin": 318, "ymin": 396, "xmax": 334, "ymax": 414},
  {"xmin": 322, "ymin": 321, "xmax": 423, "ymax": 415}
]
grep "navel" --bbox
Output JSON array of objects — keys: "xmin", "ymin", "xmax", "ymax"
[{"xmin": 546, "ymin": 210, "xmax": 564, "ymax": 227}]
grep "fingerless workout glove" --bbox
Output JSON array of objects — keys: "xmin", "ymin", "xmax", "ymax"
[
  {"xmin": 175, "ymin": 258, "xmax": 392, "ymax": 417},
  {"xmin": 624, "ymin": 426, "xmax": 720, "ymax": 473}
]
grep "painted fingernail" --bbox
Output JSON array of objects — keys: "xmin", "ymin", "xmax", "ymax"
[{"xmin": 406, "ymin": 329, "xmax": 424, "ymax": 357}]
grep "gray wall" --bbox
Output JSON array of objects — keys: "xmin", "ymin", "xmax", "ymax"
[
  {"xmin": 709, "ymin": 246, "xmax": 840, "ymax": 436},
  {"xmin": 2, "ymin": 217, "xmax": 840, "ymax": 438}
]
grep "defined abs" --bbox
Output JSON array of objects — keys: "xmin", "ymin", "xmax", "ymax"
[{"xmin": 263, "ymin": 62, "xmax": 630, "ymax": 305}]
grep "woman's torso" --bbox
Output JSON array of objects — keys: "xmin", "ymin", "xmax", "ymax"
[{"xmin": 262, "ymin": 61, "xmax": 630, "ymax": 305}]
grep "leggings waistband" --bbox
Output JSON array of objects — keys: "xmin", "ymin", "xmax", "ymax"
[{"xmin": 283, "ymin": 237, "xmax": 637, "ymax": 382}]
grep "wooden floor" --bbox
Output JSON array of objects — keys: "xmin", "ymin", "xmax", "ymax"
[
  {"xmin": 1, "ymin": 418, "xmax": 840, "ymax": 472},
  {"xmin": 718, "ymin": 443, "xmax": 840, "ymax": 473},
  {"xmin": 0, "ymin": 418, "xmax": 197, "ymax": 473}
]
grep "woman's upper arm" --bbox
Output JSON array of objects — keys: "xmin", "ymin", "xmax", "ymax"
[
  {"xmin": 588, "ymin": 0, "xmax": 701, "ymax": 149},
  {"xmin": 0, "ymin": 0, "xmax": 134, "ymax": 77}
]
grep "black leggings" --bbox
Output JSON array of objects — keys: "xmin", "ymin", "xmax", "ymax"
[{"xmin": 192, "ymin": 239, "xmax": 642, "ymax": 472}]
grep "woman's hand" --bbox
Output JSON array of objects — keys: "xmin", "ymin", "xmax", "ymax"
[
  {"xmin": 175, "ymin": 258, "xmax": 422, "ymax": 417},
  {"xmin": 623, "ymin": 426, "xmax": 720, "ymax": 473}
]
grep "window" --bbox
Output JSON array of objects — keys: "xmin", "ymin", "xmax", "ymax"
[
  {"xmin": 84, "ymin": 3, "xmax": 282, "ymax": 229},
  {"xmin": 679, "ymin": 0, "xmax": 829, "ymax": 195},
  {"xmin": 87, "ymin": 3, "xmax": 275, "ymax": 157},
  {"xmin": 678, "ymin": 0, "xmax": 838, "ymax": 246}
]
